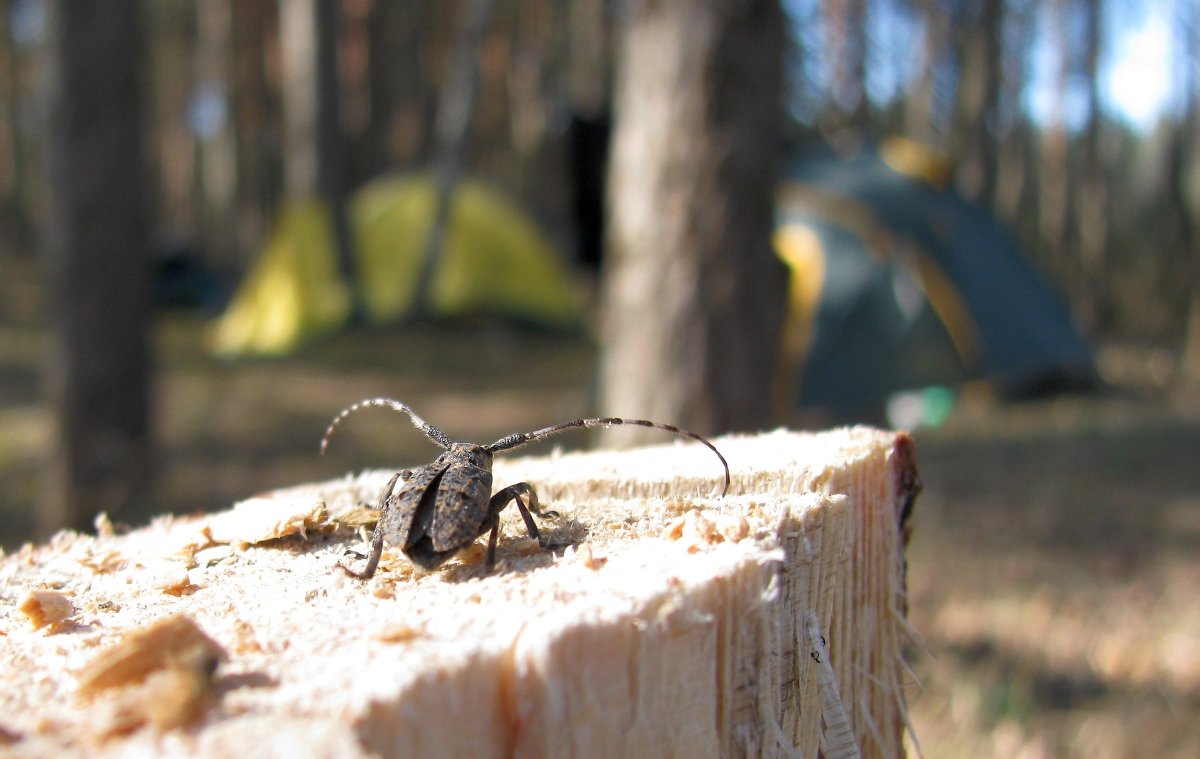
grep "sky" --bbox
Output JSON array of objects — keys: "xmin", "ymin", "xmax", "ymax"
[
  {"xmin": 1026, "ymin": 0, "xmax": 1177, "ymax": 131},
  {"xmin": 786, "ymin": 0, "xmax": 1181, "ymax": 135},
  {"xmin": 1102, "ymin": 2, "xmax": 1175, "ymax": 129}
]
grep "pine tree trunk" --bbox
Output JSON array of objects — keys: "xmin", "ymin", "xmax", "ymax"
[
  {"xmin": 194, "ymin": 0, "xmax": 238, "ymax": 266},
  {"xmin": 280, "ymin": 0, "xmax": 352, "ymax": 281},
  {"xmin": 42, "ymin": 0, "xmax": 152, "ymax": 535},
  {"xmin": 600, "ymin": 0, "xmax": 787, "ymax": 440},
  {"xmin": 952, "ymin": 0, "xmax": 1002, "ymax": 207},
  {"xmin": 1076, "ymin": 0, "xmax": 1109, "ymax": 331},
  {"xmin": 904, "ymin": 0, "xmax": 945, "ymax": 146}
]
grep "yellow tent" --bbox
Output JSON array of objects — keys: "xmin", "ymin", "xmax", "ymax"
[{"xmin": 213, "ymin": 175, "xmax": 583, "ymax": 358}]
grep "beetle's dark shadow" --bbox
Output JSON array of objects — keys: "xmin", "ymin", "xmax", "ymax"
[{"xmin": 436, "ymin": 517, "xmax": 589, "ymax": 583}]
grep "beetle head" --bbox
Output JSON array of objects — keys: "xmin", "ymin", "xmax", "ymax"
[{"xmin": 445, "ymin": 442, "xmax": 493, "ymax": 470}]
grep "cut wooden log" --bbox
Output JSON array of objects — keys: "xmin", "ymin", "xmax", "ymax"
[{"xmin": 0, "ymin": 428, "xmax": 919, "ymax": 758}]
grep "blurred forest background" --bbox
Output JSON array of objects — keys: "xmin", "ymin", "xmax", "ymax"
[{"xmin": 1, "ymin": 1, "xmax": 1199, "ymax": 756}]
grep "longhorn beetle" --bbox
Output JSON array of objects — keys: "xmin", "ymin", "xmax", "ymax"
[{"xmin": 321, "ymin": 397, "xmax": 730, "ymax": 576}]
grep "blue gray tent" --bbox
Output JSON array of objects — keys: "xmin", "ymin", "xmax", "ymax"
[{"xmin": 774, "ymin": 139, "xmax": 1096, "ymax": 424}]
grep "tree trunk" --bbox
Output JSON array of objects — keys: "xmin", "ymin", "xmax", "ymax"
[
  {"xmin": 991, "ymin": 3, "xmax": 1035, "ymax": 226},
  {"xmin": 1076, "ymin": 0, "xmax": 1109, "ymax": 331},
  {"xmin": 904, "ymin": 0, "xmax": 946, "ymax": 146},
  {"xmin": 0, "ymin": 0, "xmax": 34, "ymax": 255},
  {"xmin": 2, "ymin": 428, "xmax": 919, "ymax": 759},
  {"xmin": 279, "ymin": 0, "xmax": 352, "ymax": 282},
  {"xmin": 600, "ymin": 0, "xmax": 787, "ymax": 440},
  {"xmin": 951, "ymin": 0, "xmax": 1003, "ymax": 207},
  {"xmin": 41, "ymin": 0, "xmax": 152, "ymax": 535},
  {"xmin": 194, "ymin": 0, "xmax": 238, "ymax": 266},
  {"xmin": 231, "ymin": 0, "xmax": 277, "ymax": 264},
  {"xmin": 359, "ymin": 2, "xmax": 432, "ymax": 174},
  {"xmin": 1174, "ymin": 0, "xmax": 1200, "ymax": 382},
  {"xmin": 1038, "ymin": 0, "xmax": 1074, "ymax": 282},
  {"xmin": 819, "ymin": 0, "xmax": 869, "ymax": 138}
]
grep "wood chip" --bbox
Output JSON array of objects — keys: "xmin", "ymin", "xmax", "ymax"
[
  {"xmin": 93, "ymin": 512, "xmax": 116, "ymax": 538},
  {"xmin": 568, "ymin": 542, "xmax": 606, "ymax": 569},
  {"xmin": 76, "ymin": 614, "xmax": 226, "ymax": 698},
  {"xmin": 74, "ymin": 548, "xmax": 126, "ymax": 574},
  {"xmin": 714, "ymin": 513, "xmax": 750, "ymax": 542},
  {"xmin": 94, "ymin": 659, "xmax": 219, "ymax": 738},
  {"xmin": 374, "ymin": 623, "xmax": 423, "ymax": 644},
  {"xmin": 17, "ymin": 589, "xmax": 74, "ymax": 632},
  {"xmin": 202, "ymin": 497, "xmax": 330, "ymax": 547},
  {"xmin": 0, "ymin": 723, "xmax": 22, "ymax": 745},
  {"xmin": 150, "ymin": 563, "xmax": 196, "ymax": 596},
  {"xmin": 330, "ymin": 506, "xmax": 379, "ymax": 530}
]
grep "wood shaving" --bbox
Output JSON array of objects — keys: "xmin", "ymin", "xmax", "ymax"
[
  {"xmin": 370, "ymin": 580, "xmax": 396, "ymax": 599},
  {"xmin": 202, "ymin": 497, "xmax": 330, "ymax": 547},
  {"xmin": 330, "ymin": 506, "xmax": 379, "ymax": 530},
  {"xmin": 663, "ymin": 498, "xmax": 699, "ymax": 515},
  {"xmin": 151, "ymin": 564, "xmax": 196, "ymax": 596},
  {"xmin": 567, "ymin": 543, "xmax": 606, "ymax": 570},
  {"xmin": 91, "ymin": 649, "xmax": 221, "ymax": 738},
  {"xmin": 374, "ymin": 623, "xmax": 423, "ymax": 644},
  {"xmin": 661, "ymin": 509, "xmax": 738, "ymax": 553},
  {"xmin": 714, "ymin": 513, "xmax": 750, "ymax": 542},
  {"xmin": 17, "ymin": 589, "xmax": 74, "ymax": 632},
  {"xmin": 661, "ymin": 516, "xmax": 686, "ymax": 541},
  {"xmin": 231, "ymin": 620, "xmax": 264, "ymax": 655},
  {"xmin": 74, "ymin": 548, "xmax": 126, "ymax": 575},
  {"xmin": 77, "ymin": 614, "xmax": 226, "ymax": 698},
  {"xmin": 193, "ymin": 545, "xmax": 235, "ymax": 567},
  {"xmin": 93, "ymin": 512, "xmax": 116, "ymax": 538},
  {"xmin": 0, "ymin": 723, "xmax": 22, "ymax": 745}
]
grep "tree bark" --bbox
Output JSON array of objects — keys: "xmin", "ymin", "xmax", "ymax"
[
  {"xmin": 280, "ymin": 0, "xmax": 352, "ymax": 282},
  {"xmin": 359, "ymin": 2, "xmax": 432, "ymax": 174},
  {"xmin": 819, "ymin": 0, "xmax": 869, "ymax": 137},
  {"xmin": 1174, "ymin": 0, "xmax": 1200, "ymax": 382},
  {"xmin": 42, "ymin": 0, "xmax": 153, "ymax": 535},
  {"xmin": 951, "ymin": 0, "xmax": 1003, "ymax": 207},
  {"xmin": 193, "ymin": 0, "xmax": 238, "ymax": 266},
  {"xmin": 599, "ymin": 0, "xmax": 788, "ymax": 440},
  {"xmin": 1076, "ymin": 0, "xmax": 1109, "ymax": 331},
  {"xmin": 0, "ymin": 0, "xmax": 34, "ymax": 255},
  {"xmin": 231, "ymin": 0, "xmax": 277, "ymax": 264},
  {"xmin": 1038, "ymin": 0, "xmax": 1074, "ymax": 280},
  {"xmin": 904, "ymin": 0, "xmax": 946, "ymax": 146}
]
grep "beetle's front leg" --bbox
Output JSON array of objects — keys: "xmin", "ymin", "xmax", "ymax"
[
  {"xmin": 483, "ymin": 482, "xmax": 566, "ymax": 568},
  {"xmin": 340, "ymin": 471, "xmax": 402, "ymax": 580}
]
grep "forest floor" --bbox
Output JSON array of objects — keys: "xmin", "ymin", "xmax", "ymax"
[{"xmin": 1, "ymin": 278, "xmax": 1197, "ymax": 757}]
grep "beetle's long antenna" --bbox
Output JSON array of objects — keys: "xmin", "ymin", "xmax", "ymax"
[
  {"xmin": 320, "ymin": 398, "xmax": 452, "ymax": 454},
  {"xmin": 485, "ymin": 418, "xmax": 730, "ymax": 496}
]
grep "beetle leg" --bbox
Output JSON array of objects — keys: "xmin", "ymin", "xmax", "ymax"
[
  {"xmin": 486, "ymin": 482, "xmax": 566, "ymax": 561},
  {"xmin": 483, "ymin": 513, "xmax": 501, "ymax": 569},
  {"xmin": 340, "ymin": 471, "xmax": 401, "ymax": 580}
]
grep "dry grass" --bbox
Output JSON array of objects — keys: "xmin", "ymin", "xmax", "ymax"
[
  {"xmin": 1, "ymin": 292, "xmax": 1198, "ymax": 756},
  {"xmin": 906, "ymin": 390, "xmax": 1200, "ymax": 758}
]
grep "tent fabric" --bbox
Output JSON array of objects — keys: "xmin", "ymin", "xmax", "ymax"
[
  {"xmin": 211, "ymin": 199, "xmax": 353, "ymax": 357},
  {"xmin": 351, "ymin": 176, "xmax": 582, "ymax": 327},
  {"xmin": 775, "ymin": 141, "xmax": 1095, "ymax": 422},
  {"xmin": 212, "ymin": 176, "xmax": 583, "ymax": 358}
]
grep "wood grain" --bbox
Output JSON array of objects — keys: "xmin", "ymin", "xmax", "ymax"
[{"xmin": 0, "ymin": 428, "xmax": 918, "ymax": 758}]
